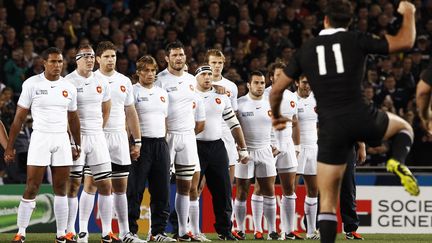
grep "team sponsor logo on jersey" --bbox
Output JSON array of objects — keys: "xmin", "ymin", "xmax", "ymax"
[
  {"xmin": 298, "ymin": 108, "xmax": 304, "ymax": 113},
  {"xmin": 160, "ymin": 96, "xmax": 166, "ymax": 103},
  {"xmin": 120, "ymin": 85, "xmax": 126, "ymax": 92},
  {"xmin": 62, "ymin": 90, "xmax": 68, "ymax": 97},
  {"xmin": 77, "ymin": 87, "xmax": 84, "ymax": 92},
  {"xmin": 192, "ymin": 101, "xmax": 196, "ymax": 109},
  {"xmin": 167, "ymin": 86, "xmax": 178, "ymax": 92},
  {"xmin": 241, "ymin": 112, "xmax": 254, "ymax": 117},
  {"xmin": 268, "ymin": 110, "xmax": 273, "ymax": 117},
  {"xmin": 36, "ymin": 90, "xmax": 48, "ymax": 95},
  {"xmin": 189, "ymin": 84, "xmax": 194, "ymax": 91},
  {"xmin": 96, "ymin": 86, "xmax": 102, "ymax": 93},
  {"xmin": 290, "ymin": 100, "xmax": 295, "ymax": 108},
  {"xmin": 137, "ymin": 97, "xmax": 149, "ymax": 102},
  {"xmin": 215, "ymin": 97, "xmax": 221, "ymax": 104}
]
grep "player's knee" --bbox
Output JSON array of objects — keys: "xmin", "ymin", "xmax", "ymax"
[{"xmin": 95, "ymin": 179, "xmax": 112, "ymax": 195}]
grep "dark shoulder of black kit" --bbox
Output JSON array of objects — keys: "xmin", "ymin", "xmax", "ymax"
[
  {"xmin": 420, "ymin": 61, "xmax": 432, "ymax": 86},
  {"xmin": 298, "ymin": 31, "xmax": 388, "ymax": 117}
]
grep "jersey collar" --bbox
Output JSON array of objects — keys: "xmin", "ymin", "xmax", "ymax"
[{"xmin": 319, "ymin": 28, "xmax": 347, "ymax": 36}]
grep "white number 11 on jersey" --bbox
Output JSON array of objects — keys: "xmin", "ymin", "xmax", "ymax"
[{"xmin": 316, "ymin": 44, "xmax": 345, "ymax": 75}]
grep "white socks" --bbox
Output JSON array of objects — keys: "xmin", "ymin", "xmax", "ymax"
[
  {"xmin": 263, "ymin": 196, "xmax": 276, "ymax": 233},
  {"xmin": 281, "ymin": 194, "xmax": 296, "ymax": 233},
  {"xmin": 113, "ymin": 193, "xmax": 129, "ymax": 238},
  {"xmin": 175, "ymin": 193, "xmax": 190, "ymax": 236},
  {"xmin": 17, "ymin": 198, "xmax": 36, "ymax": 236},
  {"xmin": 67, "ymin": 197, "xmax": 78, "ymax": 233},
  {"xmin": 189, "ymin": 199, "xmax": 200, "ymax": 235},
  {"xmin": 251, "ymin": 194, "xmax": 263, "ymax": 233},
  {"xmin": 98, "ymin": 194, "xmax": 113, "ymax": 236},
  {"xmin": 234, "ymin": 199, "xmax": 246, "ymax": 232},
  {"xmin": 304, "ymin": 196, "xmax": 318, "ymax": 234},
  {"xmin": 78, "ymin": 191, "xmax": 95, "ymax": 233},
  {"xmin": 54, "ymin": 195, "xmax": 68, "ymax": 237}
]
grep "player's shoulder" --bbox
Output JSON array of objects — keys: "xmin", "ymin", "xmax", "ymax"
[
  {"xmin": 237, "ymin": 94, "xmax": 248, "ymax": 105},
  {"xmin": 114, "ymin": 71, "xmax": 131, "ymax": 83},
  {"xmin": 24, "ymin": 73, "xmax": 43, "ymax": 85},
  {"xmin": 156, "ymin": 69, "xmax": 170, "ymax": 81}
]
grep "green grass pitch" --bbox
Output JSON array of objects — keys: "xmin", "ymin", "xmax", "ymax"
[{"xmin": 1, "ymin": 233, "xmax": 432, "ymax": 242}]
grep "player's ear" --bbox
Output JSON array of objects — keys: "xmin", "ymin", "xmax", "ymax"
[
  {"xmin": 246, "ymin": 82, "xmax": 250, "ymax": 90},
  {"xmin": 165, "ymin": 55, "xmax": 169, "ymax": 63}
]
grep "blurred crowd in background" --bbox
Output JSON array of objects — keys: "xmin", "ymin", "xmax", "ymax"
[{"xmin": 0, "ymin": 0, "xmax": 431, "ymax": 183}]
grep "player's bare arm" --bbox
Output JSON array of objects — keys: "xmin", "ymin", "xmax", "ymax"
[
  {"xmin": 386, "ymin": 1, "xmax": 416, "ymax": 53},
  {"xmin": 125, "ymin": 104, "xmax": 141, "ymax": 161},
  {"xmin": 102, "ymin": 100, "xmax": 111, "ymax": 128},
  {"xmin": 194, "ymin": 121, "xmax": 205, "ymax": 135},
  {"xmin": 416, "ymin": 80, "xmax": 432, "ymax": 132},
  {"xmin": 269, "ymin": 71, "xmax": 292, "ymax": 130},
  {"xmin": 4, "ymin": 106, "xmax": 29, "ymax": 163},
  {"xmin": 68, "ymin": 110, "xmax": 81, "ymax": 161}
]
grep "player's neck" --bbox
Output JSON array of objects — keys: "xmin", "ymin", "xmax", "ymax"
[
  {"xmin": 168, "ymin": 66, "xmax": 183, "ymax": 77},
  {"xmin": 248, "ymin": 92, "xmax": 262, "ymax": 100},
  {"xmin": 77, "ymin": 69, "xmax": 92, "ymax": 78},
  {"xmin": 99, "ymin": 67, "xmax": 115, "ymax": 76},
  {"xmin": 141, "ymin": 82, "xmax": 154, "ymax": 89},
  {"xmin": 44, "ymin": 72, "xmax": 60, "ymax": 81},
  {"xmin": 212, "ymin": 74, "xmax": 222, "ymax": 81}
]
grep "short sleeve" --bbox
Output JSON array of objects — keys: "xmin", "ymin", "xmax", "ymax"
[
  {"xmin": 356, "ymin": 32, "xmax": 389, "ymax": 55},
  {"xmin": 17, "ymin": 80, "xmax": 33, "ymax": 109},
  {"xmin": 125, "ymin": 79, "xmax": 134, "ymax": 106},
  {"xmin": 194, "ymin": 95, "xmax": 206, "ymax": 122},
  {"xmin": 68, "ymin": 87, "xmax": 78, "ymax": 112},
  {"xmin": 102, "ymin": 79, "xmax": 111, "ymax": 102},
  {"xmin": 229, "ymin": 84, "xmax": 238, "ymax": 111}
]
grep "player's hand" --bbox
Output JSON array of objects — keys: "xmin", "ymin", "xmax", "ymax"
[
  {"xmin": 271, "ymin": 145, "xmax": 280, "ymax": 157},
  {"xmin": 130, "ymin": 145, "xmax": 141, "ymax": 161},
  {"xmin": 72, "ymin": 145, "xmax": 81, "ymax": 161},
  {"xmin": 213, "ymin": 85, "xmax": 226, "ymax": 94},
  {"xmin": 238, "ymin": 148, "xmax": 249, "ymax": 164},
  {"xmin": 272, "ymin": 116, "xmax": 290, "ymax": 131},
  {"xmin": 4, "ymin": 147, "xmax": 15, "ymax": 164},
  {"xmin": 420, "ymin": 118, "xmax": 432, "ymax": 135},
  {"xmin": 397, "ymin": 1, "xmax": 416, "ymax": 15}
]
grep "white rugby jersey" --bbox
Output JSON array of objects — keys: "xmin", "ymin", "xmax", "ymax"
[
  {"xmin": 18, "ymin": 73, "xmax": 77, "ymax": 133},
  {"xmin": 296, "ymin": 92, "xmax": 318, "ymax": 145},
  {"xmin": 133, "ymin": 83, "xmax": 168, "ymax": 138},
  {"xmin": 65, "ymin": 71, "xmax": 110, "ymax": 135},
  {"xmin": 196, "ymin": 89, "xmax": 231, "ymax": 141},
  {"xmin": 95, "ymin": 70, "xmax": 134, "ymax": 133},
  {"xmin": 237, "ymin": 93, "xmax": 273, "ymax": 150},
  {"xmin": 155, "ymin": 69, "xmax": 197, "ymax": 133}
]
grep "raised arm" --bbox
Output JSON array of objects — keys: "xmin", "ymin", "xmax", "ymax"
[{"xmin": 386, "ymin": 1, "xmax": 416, "ymax": 53}]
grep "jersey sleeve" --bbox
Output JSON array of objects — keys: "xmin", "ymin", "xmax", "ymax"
[
  {"xmin": 420, "ymin": 62, "xmax": 432, "ymax": 86},
  {"xmin": 102, "ymin": 79, "xmax": 111, "ymax": 102},
  {"xmin": 68, "ymin": 86, "xmax": 78, "ymax": 112},
  {"xmin": 194, "ymin": 95, "xmax": 206, "ymax": 122},
  {"xmin": 17, "ymin": 80, "xmax": 33, "ymax": 109},
  {"xmin": 124, "ymin": 79, "xmax": 134, "ymax": 106},
  {"xmin": 356, "ymin": 32, "xmax": 389, "ymax": 55},
  {"xmin": 283, "ymin": 50, "xmax": 303, "ymax": 80},
  {"xmin": 229, "ymin": 84, "xmax": 238, "ymax": 111}
]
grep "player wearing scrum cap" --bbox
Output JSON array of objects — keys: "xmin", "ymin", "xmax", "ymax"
[
  {"xmin": 190, "ymin": 65, "xmax": 248, "ymax": 241},
  {"xmin": 155, "ymin": 41, "xmax": 202, "ymax": 241},
  {"xmin": 128, "ymin": 55, "xmax": 173, "ymax": 242},
  {"xmin": 6, "ymin": 47, "xmax": 80, "ymax": 243},
  {"xmin": 234, "ymin": 71, "xmax": 278, "ymax": 240},
  {"xmin": 63, "ymin": 44, "xmax": 118, "ymax": 243}
]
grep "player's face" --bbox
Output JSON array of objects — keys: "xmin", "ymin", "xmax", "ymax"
[
  {"xmin": 166, "ymin": 48, "xmax": 186, "ymax": 71},
  {"xmin": 272, "ymin": 68, "xmax": 284, "ymax": 85},
  {"xmin": 197, "ymin": 72, "xmax": 212, "ymax": 90},
  {"xmin": 297, "ymin": 77, "xmax": 311, "ymax": 98},
  {"xmin": 97, "ymin": 49, "xmax": 116, "ymax": 72},
  {"xmin": 138, "ymin": 63, "xmax": 157, "ymax": 86},
  {"xmin": 44, "ymin": 53, "xmax": 63, "ymax": 78},
  {"xmin": 208, "ymin": 55, "xmax": 224, "ymax": 76},
  {"xmin": 76, "ymin": 48, "xmax": 95, "ymax": 72},
  {"xmin": 249, "ymin": 75, "xmax": 265, "ymax": 97}
]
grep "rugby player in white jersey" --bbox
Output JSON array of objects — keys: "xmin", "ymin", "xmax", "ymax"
[
  {"xmin": 154, "ymin": 41, "xmax": 201, "ymax": 241},
  {"xmin": 263, "ymin": 62, "xmax": 302, "ymax": 240},
  {"xmin": 205, "ymin": 49, "xmax": 239, "ymax": 185},
  {"xmin": 129, "ymin": 55, "xmax": 174, "ymax": 242},
  {"xmin": 63, "ymin": 44, "xmax": 122, "ymax": 243},
  {"xmin": 5, "ymin": 47, "xmax": 81, "ymax": 243},
  {"xmin": 234, "ymin": 71, "xmax": 278, "ymax": 240},
  {"xmin": 295, "ymin": 75, "xmax": 319, "ymax": 240},
  {"xmin": 190, "ymin": 65, "xmax": 248, "ymax": 241},
  {"xmin": 74, "ymin": 41, "xmax": 141, "ymax": 243}
]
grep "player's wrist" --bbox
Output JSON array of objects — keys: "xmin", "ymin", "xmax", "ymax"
[
  {"xmin": 294, "ymin": 144, "xmax": 301, "ymax": 152},
  {"xmin": 133, "ymin": 138, "xmax": 142, "ymax": 146}
]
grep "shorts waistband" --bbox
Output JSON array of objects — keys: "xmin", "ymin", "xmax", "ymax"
[
  {"xmin": 141, "ymin": 137, "xmax": 166, "ymax": 141},
  {"xmin": 197, "ymin": 139, "xmax": 222, "ymax": 144}
]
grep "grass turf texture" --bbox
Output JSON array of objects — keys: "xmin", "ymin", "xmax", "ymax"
[{"xmin": 1, "ymin": 233, "xmax": 432, "ymax": 242}]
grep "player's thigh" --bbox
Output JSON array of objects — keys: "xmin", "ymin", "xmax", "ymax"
[
  {"xmin": 254, "ymin": 147, "xmax": 277, "ymax": 179},
  {"xmin": 105, "ymin": 131, "xmax": 131, "ymax": 166},
  {"xmin": 383, "ymin": 111, "xmax": 413, "ymax": 140}
]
